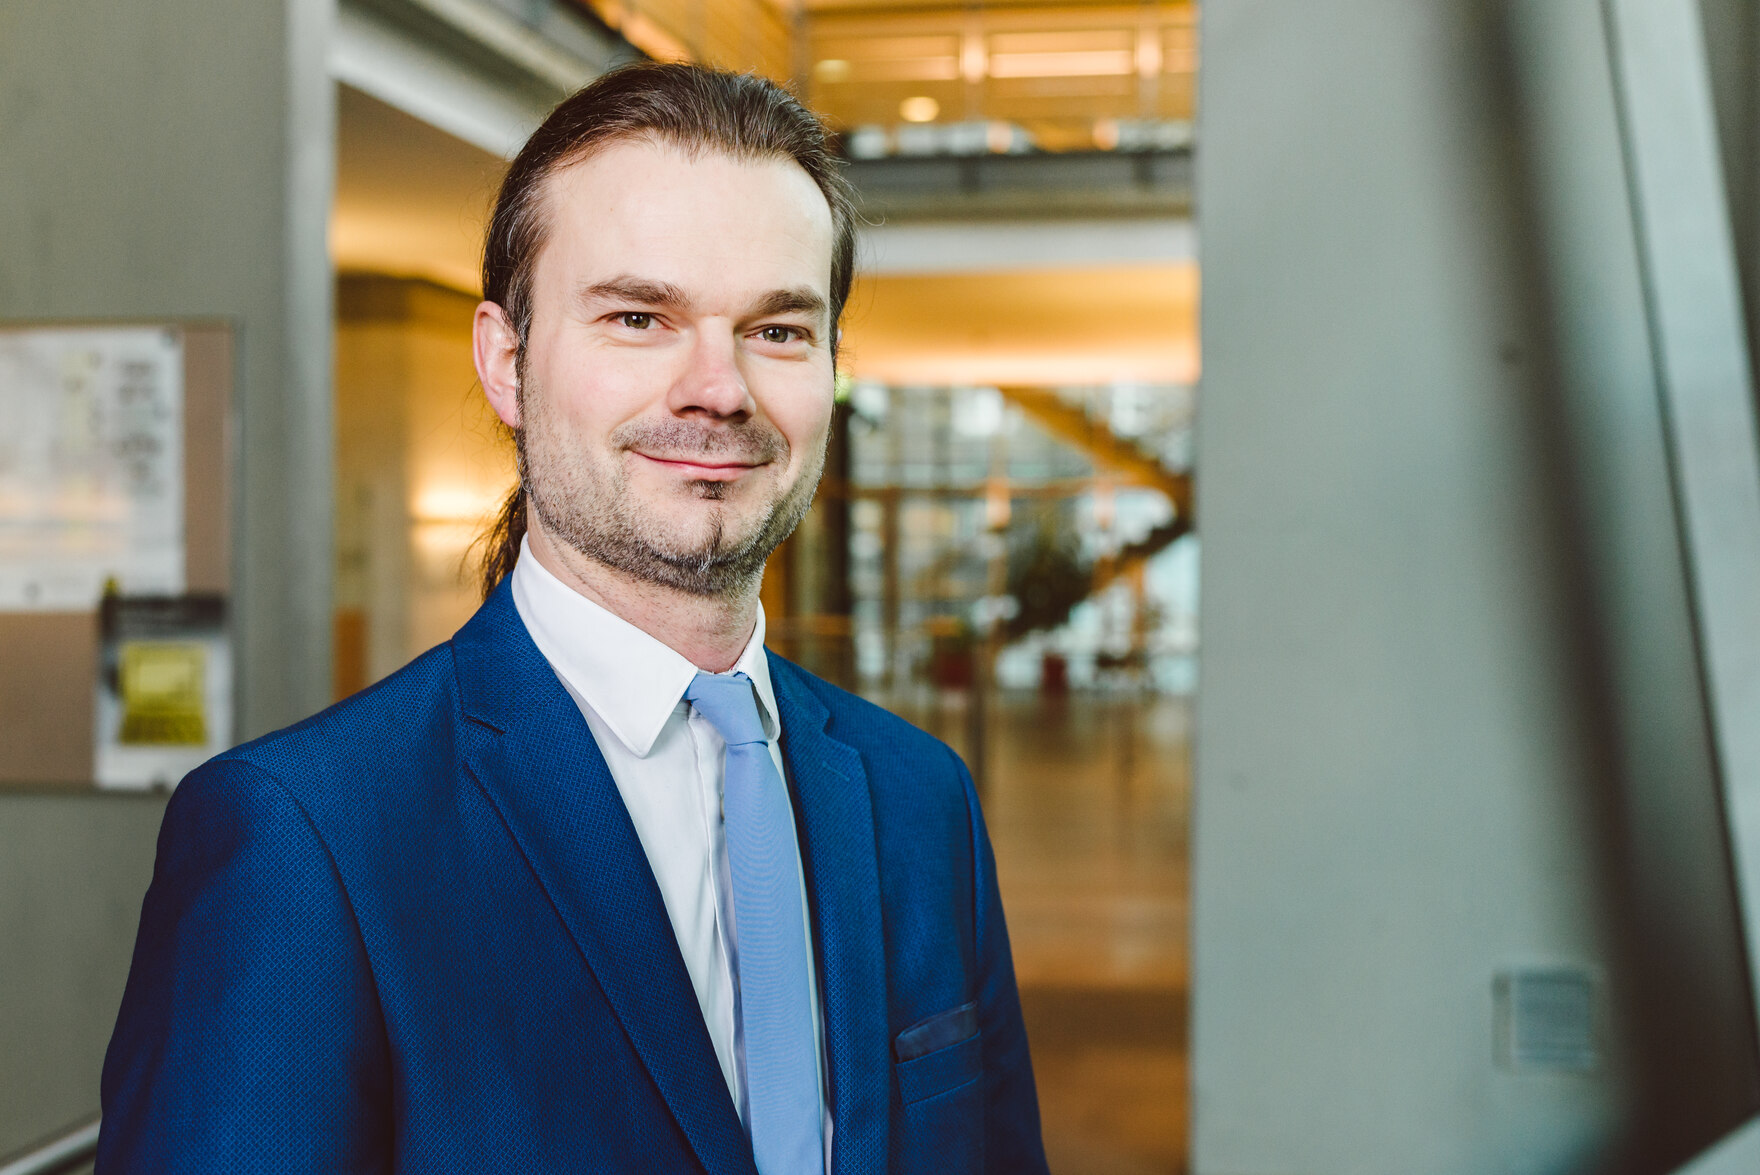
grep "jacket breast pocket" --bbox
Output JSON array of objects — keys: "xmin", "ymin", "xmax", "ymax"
[
  {"xmin": 896, "ymin": 1026, "xmax": 982, "ymax": 1105},
  {"xmin": 894, "ymin": 1022, "xmax": 984, "ymax": 1173}
]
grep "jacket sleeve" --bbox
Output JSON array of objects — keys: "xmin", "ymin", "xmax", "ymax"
[
  {"xmin": 98, "ymin": 756, "xmax": 392, "ymax": 1174},
  {"xmin": 954, "ymin": 752, "xmax": 1052, "ymax": 1175}
]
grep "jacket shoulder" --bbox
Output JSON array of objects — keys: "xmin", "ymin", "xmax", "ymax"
[{"xmin": 211, "ymin": 641, "xmax": 462, "ymax": 787}]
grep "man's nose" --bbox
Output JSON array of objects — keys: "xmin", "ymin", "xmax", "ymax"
[{"xmin": 668, "ymin": 326, "xmax": 755, "ymax": 420}]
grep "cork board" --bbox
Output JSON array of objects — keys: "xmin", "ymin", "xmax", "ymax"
[{"xmin": 0, "ymin": 322, "xmax": 232, "ymax": 788}]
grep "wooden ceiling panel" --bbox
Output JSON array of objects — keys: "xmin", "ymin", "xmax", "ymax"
[
  {"xmin": 989, "ymin": 75, "xmax": 1136, "ymax": 99},
  {"xmin": 841, "ymin": 263, "xmax": 1199, "ymax": 386},
  {"xmin": 805, "ymin": 0, "xmax": 1189, "ymax": 12},
  {"xmin": 987, "ymin": 29, "xmax": 1134, "ymax": 54},
  {"xmin": 805, "ymin": 3, "xmax": 1197, "ymax": 134}
]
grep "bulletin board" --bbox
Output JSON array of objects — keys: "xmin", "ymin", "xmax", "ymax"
[{"xmin": 0, "ymin": 321, "xmax": 232, "ymax": 789}]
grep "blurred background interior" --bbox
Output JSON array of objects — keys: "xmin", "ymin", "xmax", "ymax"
[{"xmin": 9, "ymin": 1, "xmax": 1760, "ymax": 1172}]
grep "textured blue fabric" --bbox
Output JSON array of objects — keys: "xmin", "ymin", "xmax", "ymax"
[
  {"xmin": 685, "ymin": 672, "xmax": 821, "ymax": 1175},
  {"xmin": 894, "ymin": 1002, "xmax": 977, "ymax": 1062},
  {"xmin": 98, "ymin": 578, "xmax": 1048, "ymax": 1174}
]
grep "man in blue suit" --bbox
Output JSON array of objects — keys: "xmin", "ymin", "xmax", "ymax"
[{"xmin": 100, "ymin": 63, "xmax": 1048, "ymax": 1174}]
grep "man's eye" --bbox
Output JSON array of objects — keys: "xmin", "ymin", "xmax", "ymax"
[
  {"xmin": 760, "ymin": 326, "xmax": 800, "ymax": 344},
  {"xmin": 617, "ymin": 313, "xmax": 654, "ymax": 330}
]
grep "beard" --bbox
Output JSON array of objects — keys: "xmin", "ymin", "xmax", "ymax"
[{"xmin": 516, "ymin": 378, "xmax": 826, "ymax": 599}]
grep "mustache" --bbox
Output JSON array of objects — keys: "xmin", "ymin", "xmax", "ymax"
[{"xmin": 610, "ymin": 418, "xmax": 786, "ymax": 463}]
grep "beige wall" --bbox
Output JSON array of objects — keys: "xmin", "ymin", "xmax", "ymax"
[{"xmin": 335, "ymin": 275, "xmax": 514, "ymax": 694}]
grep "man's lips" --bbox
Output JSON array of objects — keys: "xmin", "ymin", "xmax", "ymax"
[{"xmin": 631, "ymin": 451, "xmax": 766, "ymax": 482}]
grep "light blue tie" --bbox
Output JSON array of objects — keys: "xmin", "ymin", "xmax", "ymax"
[{"xmin": 685, "ymin": 671, "xmax": 822, "ymax": 1175}]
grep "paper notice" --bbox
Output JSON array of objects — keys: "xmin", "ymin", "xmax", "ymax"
[
  {"xmin": 0, "ymin": 326, "xmax": 185, "ymax": 610},
  {"xmin": 96, "ymin": 592, "xmax": 230, "ymax": 790}
]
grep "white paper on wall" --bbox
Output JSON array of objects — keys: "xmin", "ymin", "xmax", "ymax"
[{"xmin": 0, "ymin": 326, "xmax": 185, "ymax": 610}]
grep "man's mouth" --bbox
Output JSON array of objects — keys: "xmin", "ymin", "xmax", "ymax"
[{"xmin": 632, "ymin": 451, "xmax": 766, "ymax": 482}]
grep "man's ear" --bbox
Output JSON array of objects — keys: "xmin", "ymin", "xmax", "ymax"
[{"xmin": 474, "ymin": 301, "xmax": 522, "ymax": 429}]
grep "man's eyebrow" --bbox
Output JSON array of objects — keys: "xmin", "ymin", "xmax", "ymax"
[
  {"xmin": 575, "ymin": 276, "xmax": 692, "ymax": 310},
  {"xmin": 751, "ymin": 287, "xmax": 829, "ymax": 320},
  {"xmin": 576, "ymin": 278, "xmax": 828, "ymax": 322}
]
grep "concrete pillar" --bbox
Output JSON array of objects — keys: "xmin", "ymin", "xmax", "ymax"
[
  {"xmin": 0, "ymin": 0, "xmax": 336, "ymax": 1146},
  {"xmin": 0, "ymin": 0, "xmax": 337, "ymax": 739},
  {"xmin": 1195, "ymin": 1, "xmax": 1758, "ymax": 1170}
]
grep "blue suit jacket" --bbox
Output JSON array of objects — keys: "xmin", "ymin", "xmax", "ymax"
[{"xmin": 99, "ymin": 580, "xmax": 1048, "ymax": 1174}]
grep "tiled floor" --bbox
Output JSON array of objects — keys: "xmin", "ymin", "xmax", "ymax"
[{"xmin": 886, "ymin": 689, "xmax": 1191, "ymax": 1174}]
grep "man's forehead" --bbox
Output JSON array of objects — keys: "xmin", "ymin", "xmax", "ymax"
[{"xmin": 535, "ymin": 138, "xmax": 834, "ymax": 298}]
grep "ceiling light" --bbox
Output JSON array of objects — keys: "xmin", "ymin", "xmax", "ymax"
[
  {"xmin": 899, "ymin": 96, "xmax": 940, "ymax": 123},
  {"xmin": 814, "ymin": 58, "xmax": 851, "ymax": 83},
  {"xmin": 961, "ymin": 37, "xmax": 987, "ymax": 83}
]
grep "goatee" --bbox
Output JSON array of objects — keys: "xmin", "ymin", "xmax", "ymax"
[{"xmin": 517, "ymin": 406, "xmax": 825, "ymax": 598}]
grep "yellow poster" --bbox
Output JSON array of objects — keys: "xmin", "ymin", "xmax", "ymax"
[{"xmin": 118, "ymin": 641, "xmax": 207, "ymax": 746}]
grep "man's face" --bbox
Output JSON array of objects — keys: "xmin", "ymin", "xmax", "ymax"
[{"xmin": 504, "ymin": 138, "xmax": 837, "ymax": 597}]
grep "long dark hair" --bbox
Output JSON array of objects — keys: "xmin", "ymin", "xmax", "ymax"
[{"xmin": 473, "ymin": 62, "xmax": 858, "ymax": 599}]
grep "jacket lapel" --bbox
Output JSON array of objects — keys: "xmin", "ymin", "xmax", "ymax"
[
  {"xmin": 769, "ymin": 656, "xmax": 892, "ymax": 1175},
  {"xmin": 452, "ymin": 582, "xmax": 755, "ymax": 1175}
]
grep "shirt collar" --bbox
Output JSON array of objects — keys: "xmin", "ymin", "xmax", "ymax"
[{"xmin": 509, "ymin": 536, "xmax": 780, "ymax": 757}]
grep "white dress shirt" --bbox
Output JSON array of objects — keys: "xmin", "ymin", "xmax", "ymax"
[{"xmin": 510, "ymin": 539, "xmax": 829, "ymax": 1161}]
